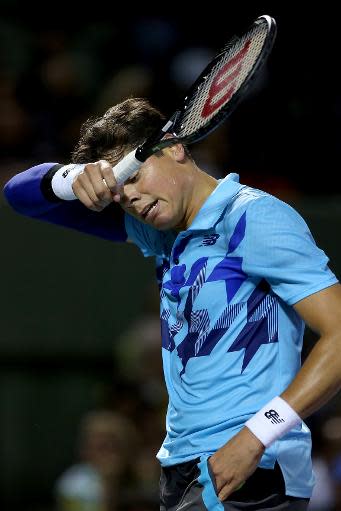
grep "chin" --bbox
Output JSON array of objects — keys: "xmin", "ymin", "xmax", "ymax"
[
  {"xmin": 152, "ymin": 216, "xmax": 178, "ymax": 231},
  {"xmin": 153, "ymin": 221, "xmax": 173, "ymax": 231}
]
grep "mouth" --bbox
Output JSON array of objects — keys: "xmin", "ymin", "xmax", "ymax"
[{"xmin": 141, "ymin": 200, "xmax": 159, "ymax": 220}]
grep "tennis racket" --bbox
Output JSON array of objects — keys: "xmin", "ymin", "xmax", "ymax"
[{"xmin": 113, "ymin": 14, "xmax": 277, "ymax": 184}]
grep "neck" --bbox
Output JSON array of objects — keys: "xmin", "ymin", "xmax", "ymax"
[{"xmin": 176, "ymin": 166, "xmax": 218, "ymax": 231}]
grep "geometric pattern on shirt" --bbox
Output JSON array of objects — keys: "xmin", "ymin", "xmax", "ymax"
[
  {"xmin": 162, "ymin": 211, "xmax": 248, "ymax": 304},
  {"xmin": 206, "ymin": 256, "xmax": 247, "ymax": 303},
  {"xmin": 156, "ymin": 258, "xmax": 170, "ymax": 299},
  {"xmin": 227, "ymin": 279, "xmax": 279, "ymax": 373},
  {"xmin": 160, "ymin": 259, "xmax": 209, "ymax": 352},
  {"xmin": 160, "ymin": 309, "xmax": 176, "ymax": 352},
  {"xmin": 206, "ymin": 211, "xmax": 248, "ymax": 302},
  {"xmin": 163, "ymin": 257, "xmax": 208, "ymax": 303},
  {"xmin": 161, "ymin": 211, "xmax": 251, "ymax": 374},
  {"xmin": 176, "ymin": 302, "xmax": 245, "ymax": 376},
  {"xmin": 176, "ymin": 249, "xmax": 244, "ymax": 376}
]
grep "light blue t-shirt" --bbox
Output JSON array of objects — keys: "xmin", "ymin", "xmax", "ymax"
[{"xmin": 125, "ymin": 173, "xmax": 338, "ymax": 497}]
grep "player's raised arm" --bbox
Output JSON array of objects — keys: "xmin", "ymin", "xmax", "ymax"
[
  {"xmin": 4, "ymin": 98, "xmax": 169, "ymax": 242},
  {"xmin": 3, "ymin": 161, "xmax": 127, "ymax": 243}
]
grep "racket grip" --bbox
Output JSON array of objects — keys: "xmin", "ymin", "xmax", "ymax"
[{"xmin": 112, "ymin": 149, "xmax": 142, "ymax": 185}]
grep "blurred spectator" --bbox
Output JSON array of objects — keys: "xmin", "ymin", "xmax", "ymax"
[
  {"xmin": 114, "ymin": 283, "xmax": 164, "ymax": 392},
  {"xmin": 112, "ymin": 282, "xmax": 166, "ymax": 506},
  {"xmin": 54, "ymin": 409, "xmax": 137, "ymax": 511},
  {"xmin": 0, "ymin": 75, "xmax": 31, "ymax": 156},
  {"xmin": 309, "ymin": 416, "xmax": 341, "ymax": 510},
  {"xmin": 323, "ymin": 417, "xmax": 341, "ymax": 510},
  {"xmin": 309, "ymin": 456, "xmax": 336, "ymax": 510},
  {"xmin": 331, "ymin": 454, "xmax": 341, "ymax": 508}
]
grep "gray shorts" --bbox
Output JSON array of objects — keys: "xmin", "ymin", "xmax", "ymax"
[{"xmin": 160, "ymin": 455, "xmax": 310, "ymax": 511}]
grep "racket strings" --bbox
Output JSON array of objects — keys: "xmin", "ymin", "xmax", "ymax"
[{"xmin": 177, "ymin": 22, "xmax": 268, "ymax": 137}]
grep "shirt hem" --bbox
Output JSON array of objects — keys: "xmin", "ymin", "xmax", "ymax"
[
  {"xmin": 284, "ymin": 488, "xmax": 313, "ymax": 498},
  {"xmin": 286, "ymin": 277, "xmax": 338, "ymax": 305}
]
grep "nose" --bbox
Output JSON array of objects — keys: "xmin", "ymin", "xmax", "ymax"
[{"xmin": 121, "ymin": 182, "xmax": 141, "ymax": 206}]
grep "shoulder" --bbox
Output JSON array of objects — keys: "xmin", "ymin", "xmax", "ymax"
[
  {"xmin": 233, "ymin": 186, "xmax": 306, "ymax": 229},
  {"xmin": 234, "ymin": 185, "xmax": 297, "ymax": 214},
  {"xmin": 223, "ymin": 184, "xmax": 306, "ymax": 233}
]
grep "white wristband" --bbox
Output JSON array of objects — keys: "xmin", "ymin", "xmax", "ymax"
[
  {"xmin": 51, "ymin": 164, "xmax": 85, "ymax": 200},
  {"xmin": 245, "ymin": 396, "xmax": 302, "ymax": 448},
  {"xmin": 51, "ymin": 150, "xmax": 142, "ymax": 201}
]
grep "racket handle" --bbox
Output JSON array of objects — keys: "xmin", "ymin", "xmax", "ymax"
[{"xmin": 112, "ymin": 149, "xmax": 143, "ymax": 185}]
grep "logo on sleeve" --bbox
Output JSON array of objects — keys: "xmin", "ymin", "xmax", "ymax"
[
  {"xmin": 62, "ymin": 164, "xmax": 78, "ymax": 178},
  {"xmin": 200, "ymin": 234, "xmax": 220, "ymax": 246},
  {"xmin": 264, "ymin": 409, "xmax": 285, "ymax": 424},
  {"xmin": 62, "ymin": 168, "xmax": 71, "ymax": 178}
]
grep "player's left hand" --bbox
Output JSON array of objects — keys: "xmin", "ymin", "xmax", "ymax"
[{"xmin": 208, "ymin": 426, "xmax": 265, "ymax": 501}]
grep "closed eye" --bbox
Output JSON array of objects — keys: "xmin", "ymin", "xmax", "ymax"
[{"xmin": 126, "ymin": 171, "xmax": 139, "ymax": 184}]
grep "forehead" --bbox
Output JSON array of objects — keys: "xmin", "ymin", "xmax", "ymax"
[
  {"xmin": 122, "ymin": 150, "xmax": 180, "ymax": 189},
  {"xmin": 135, "ymin": 152, "xmax": 166, "ymax": 171}
]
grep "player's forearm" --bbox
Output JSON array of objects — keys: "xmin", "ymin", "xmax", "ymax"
[
  {"xmin": 281, "ymin": 331, "xmax": 341, "ymax": 419},
  {"xmin": 244, "ymin": 334, "xmax": 341, "ymax": 448},
  {"xmin": 4, "ymin": 163, "xmax": 128, "ymax": 242},
  {"xmin": 3, "ymin": 163, "xmax": 62, "ymax": 216},
  {"xmin": 246, "ymin": 286, "xmax": 341, "ymax": 448}
]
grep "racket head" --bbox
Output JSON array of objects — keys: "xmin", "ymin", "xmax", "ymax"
[{"xmin": 137, "ymin": 15, "xmax": 277, "ymax": 160}]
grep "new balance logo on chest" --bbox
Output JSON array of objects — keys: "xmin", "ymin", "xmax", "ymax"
[{"xmin": 199, "ymin": 234, "xmax": 220, "ymax": 246}]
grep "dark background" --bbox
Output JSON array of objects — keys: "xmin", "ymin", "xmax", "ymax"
[{"xmin": 1, "ymin": 2, "xmax": 341, "ymax": 510}]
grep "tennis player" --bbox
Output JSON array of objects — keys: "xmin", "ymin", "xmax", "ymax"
[{"xmin": 4, "ymin": 98, "xmax": 341, "ymax": 510}]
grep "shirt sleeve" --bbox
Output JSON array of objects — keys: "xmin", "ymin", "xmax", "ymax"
[
  {"xmin": 243, "ymin": 195, "xmax": 339, "ymax": 305},
  {"xmin": 124, "ymin": 212, "xmax": 164, "ymax": 257},
  {"xmin": 3, "ymin": 163, "xmax": 127, "ymax": 243}
]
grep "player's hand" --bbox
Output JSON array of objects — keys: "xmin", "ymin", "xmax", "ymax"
[
  {"xmin": 209, "ymin": 427, "xmax": 265, "ymax": 502},
  {"xmin": 72, "ymin": 160, "xmax": 123, "ymax": 212}
]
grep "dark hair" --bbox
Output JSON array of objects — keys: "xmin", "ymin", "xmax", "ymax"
[{"xmin": 72, "ymin": 97, "xmax": 166, "ymax": 165}]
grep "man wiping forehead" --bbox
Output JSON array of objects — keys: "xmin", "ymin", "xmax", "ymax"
[{"xmin": 4, "ymin": 97, "xmax": 341, "ymax": 511}]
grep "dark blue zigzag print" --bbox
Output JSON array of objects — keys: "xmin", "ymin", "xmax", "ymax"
[
  {"xmin": 177, "ymin": 302, "xmax": 245, "ymax": 376},
  {"xmin": 161, "ymin": 309, "xmax": 176, "ymax": 352},
  {"xmin": 161, "ymin": 212, "xmax": 258, "ymax": 375},
  {"xmin": 206, "ymin": 256, "xmax": 247, "ymax": 303},
  {"xmin": 163, "ymin": 257, "xmax": 208, "ymax": 303},
  {"xmin": 227, "ymin": 280, "xmax": 279, "ymax": 372},
  {"xmin": 227, "ymin": 211, "xmax": 246, "ymax": 254},
  {"xmin": 163, "ymin": 280, "xmax": 279, "ymax": 376},
  {"xmin": 161, "ymin": 210, "xmax": 247, "ymax": 303}
]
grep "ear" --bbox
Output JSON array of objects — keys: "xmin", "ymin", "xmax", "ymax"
[
  {"xmin": 168, "ymin": 143, "xmax": 186, "ymax": 162},
  {"xmin": 162, "ymin": 133, "xmax": 186, "ymax": 162}
]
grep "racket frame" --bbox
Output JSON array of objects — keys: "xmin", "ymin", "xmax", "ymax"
[{"xmin": 135, "ymin": 14, "xmax": 277, "ymax": 162}]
